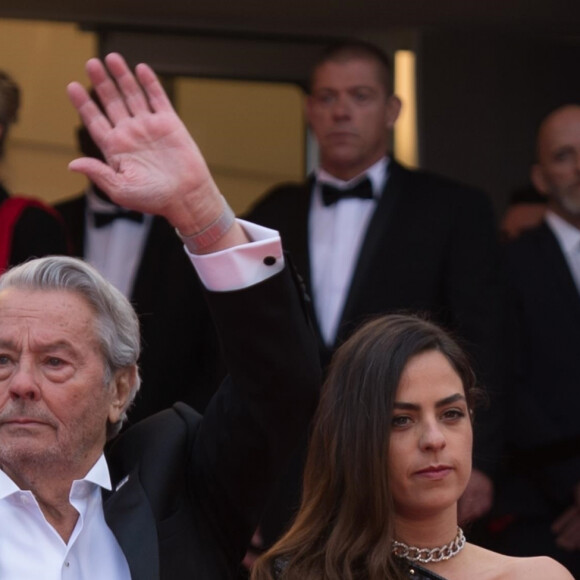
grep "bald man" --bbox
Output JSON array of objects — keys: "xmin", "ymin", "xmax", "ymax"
[{"xmin": 484, "ymin": 105, "xmax": 580, "ymax": 574}]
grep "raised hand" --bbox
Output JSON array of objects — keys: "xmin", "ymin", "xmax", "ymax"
[{"xmin": 67, "ymin": 53, "xmax": 247, "ymax": 251}]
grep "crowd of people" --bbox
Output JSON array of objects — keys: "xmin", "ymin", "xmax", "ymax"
[{"xmin": 0, "ymin": 39, "xmax": 578, "ymax": 579}]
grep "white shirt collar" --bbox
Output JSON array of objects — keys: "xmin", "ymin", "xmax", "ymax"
[
  {"xmin": 315, "ymin": 156, "xmax": 389, "ymax": 199},
  {"xmin": 0, "ymin": 454, "xmax": 112, "ymax": 500},
  {"xmin": 545, "ymin": 210, "xmax": 580, "ymax": 255}
]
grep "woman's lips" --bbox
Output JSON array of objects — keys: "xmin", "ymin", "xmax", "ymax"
[{"xmin": 414, "ymin": 465, "xmax": 453, "ymax": 479}]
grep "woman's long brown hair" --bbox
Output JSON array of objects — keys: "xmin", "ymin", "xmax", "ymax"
[{"xmin": 251, "ymin": 314, "xmax": 477, "ymax": 580}]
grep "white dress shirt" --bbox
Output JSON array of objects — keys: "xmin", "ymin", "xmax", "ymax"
[
  {"xmin": 309, "ymin": 157, "xmax": 389, "ymax": 345},
  {"xmin": 0, "ymin": 219, "xmax": 283, "ymax": 580},
  {"xmin": 85, "ymin": 187, "xmax": 153, "ymax": 298},
  {"xmin": 545, "ymin": 210, "xmax": 580, "ymax": 295},
  {"xmin": 0, "ymin": 456, "xmax": 131, "ymax": 580}
]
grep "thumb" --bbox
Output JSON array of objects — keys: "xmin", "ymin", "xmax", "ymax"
[{"xmin": 69, "ymin": 157, "xmax": 119, "ymax": 195}]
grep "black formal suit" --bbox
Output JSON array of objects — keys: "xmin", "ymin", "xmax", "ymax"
[
  {"xmin": 245, "ymin": 158, "xmax": 505, "ymax": 544},
  {"xmin": 56, "ymin": 194, "xmax": 225, "ymax": 423},
  {"xmin": 101, "ymin": 264, "xmax": 320, "ymax": 579},
  {"xmin": 485, "ymin": 221, "xmax": 580, "ymax": 573},
  {"xmin": 0, "ymin": 183, "xmax": 69, "ymax": 267}
]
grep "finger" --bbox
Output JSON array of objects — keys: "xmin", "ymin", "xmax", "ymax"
[
  {"xmin": 67, "ymin": 81, "xmax": 113, "ymax": 150},
  {"xmin": 104, "ymin": 53, "xmax": 152, "ymax": 117},
  {"xmin": 554, "ymin": 511, "xmax": 580, "ymax": 551},
  {"xmin": 555, "ymin": 526, "xmax": 580, "ymax": 551},
  {"xmin": 135, "ymin": 62, "xmax": 176, "ymax": 114},
  {"xmin": 86, "ymin": 56, "xmax": 132, "ymax": 125},
  {"xmin": 552, "ymin": 506, "xmax": 577, "ymax": 534}
]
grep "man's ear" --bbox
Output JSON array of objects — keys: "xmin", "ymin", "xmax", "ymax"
[
  {"xmin": 385, "ymin": 95, "xmax": 402, "ymax": 130},
  {"xmin": 530, "ymin": 164, "xmax": 550, "ymax": 198},
  {"xmin": 108, "ymin": 366, "xmax": 137, "ymax": 425}
]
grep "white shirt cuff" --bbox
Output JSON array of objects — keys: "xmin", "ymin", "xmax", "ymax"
[{"xmin": 185, "ymin": 219, "xmax": 285, "ymax": 291}]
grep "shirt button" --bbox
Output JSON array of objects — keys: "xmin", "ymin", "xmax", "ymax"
[
  {"xmin": 263, "ymin": 256, "xmax": 276, "ymax": 266},
  {"xmin": 65, "ymin": 562, "xmax": 70, "ymax": 568}
]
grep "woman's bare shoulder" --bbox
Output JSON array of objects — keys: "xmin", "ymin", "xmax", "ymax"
[
  {"xmin": 501, "ymin": 555, "xmax": 573, "ymax": 579},
  {"xmin": 466, "ymin": 544, "xmax": 574, "ymax": 580}
]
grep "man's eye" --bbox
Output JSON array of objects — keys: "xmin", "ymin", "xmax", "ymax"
[
  {"xmin": 553, "ymin": 149, "xmax": 575, "ymax": 162},
  {"xmin": 46, "ymin": 357, "xmax": 64, "ymax": 368},
  {"xmin": 315, "ymin": 93, "xmax": 335, "ymax": 105},
  {"xmin": 353, "ymin": 91, "xmax": 371, "ymax": 102},
  {"xmin": 0, "ymin": 355, "xmax": 11, "ymax": 365}
]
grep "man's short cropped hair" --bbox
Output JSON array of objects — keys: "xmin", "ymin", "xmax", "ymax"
[{"xmin": 309, "ymin": 39, "xmax": 393, "ymax": 96}]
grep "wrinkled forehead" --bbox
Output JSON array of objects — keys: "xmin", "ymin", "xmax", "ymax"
[{"xmin": 0, "ymin": 286, "xmax": 99, "ymax": 337}]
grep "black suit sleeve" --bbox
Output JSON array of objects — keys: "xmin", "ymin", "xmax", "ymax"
[{"xmin": 192, "ymin": 263, "xmax": 321, "ymax": 559}]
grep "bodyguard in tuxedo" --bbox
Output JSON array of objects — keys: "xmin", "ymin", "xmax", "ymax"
[
  {"xmin": 56, "ymin": 122, "xmax": 225, "ymax": 424},
  {"xmin": 486, "ymin": 105, "xmax": 580, "ymax": 575},
  {"xmin": 0, "ymin": 54, "xmax": 320, "ymax": 579},
  {"xmin": 246, "ymin": 40, "xmax": 505, "ymax": 549}
]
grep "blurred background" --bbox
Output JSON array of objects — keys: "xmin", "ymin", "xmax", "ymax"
[{"xmin": 1, "ymin": 1, "xmax": 580, "ymax": 215}]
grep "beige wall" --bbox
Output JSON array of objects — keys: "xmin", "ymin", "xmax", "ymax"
[
  {"xmin": 0, "ymin": 19, "xmax": 96, "ymax": 203},
  {"xmin": 177, "ymin": 77, "xmax": 305, "ymax": 214},
  {"xmin": 0, "ymin": 18, "xmax": 306, "ymax": 214}
]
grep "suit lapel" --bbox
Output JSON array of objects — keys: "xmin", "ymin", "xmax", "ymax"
[
  {"xmin": 58, "ymin": 195, "xmax": 87, "ymax": 257},
  {"xmin": 103, "ymin": 469, "xmax": 160, "ymax": 580},
  {"xmin": 130, "ymin": 216, "xmax": 164, "ymax": 305},
  {"xmin": 289, "ymin": 177, "xmax": 315, "ymax": 296},
  {"xmin": 539, "ymin": 223, "xmax": 580, "ymax": 320},
  {"xmin": 337, "ymin": 160, "xmax": 406, "ymax": 342}
]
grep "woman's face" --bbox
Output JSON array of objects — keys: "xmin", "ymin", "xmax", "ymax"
[{"xmin": 387, "ymin": 349, "xmax": 472, "ymax": 520}]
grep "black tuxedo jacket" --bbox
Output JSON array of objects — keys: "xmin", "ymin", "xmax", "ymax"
[
  {"xmin": 246, "ymin": 159, "xmax": 505, "ymax": 471},
  {"xmin": 0, "ymin": 184, "xmax": 69, "ymax": 267},
  {"xmin": 56, "ymin": 194, "xmax": 225, "ymax": 423},
  {"xmin": 245, "ymin": 159, "xmax": 506, "ymax": 545},
  {"xmin": 500, "ymin": 222, "xmax": 580, "ymax": 512},
  {"xmin": 102, "ymin": 265, "xmax": 320, "ymax": 579}
]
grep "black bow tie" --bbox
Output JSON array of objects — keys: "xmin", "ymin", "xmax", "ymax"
[
  {"xmin": 93, "ymin": 209, "xmax": 144, "ymax": 228},
  {"xmin": 320, "ymin": 177, "xmax": 374, "ymax": 206}
]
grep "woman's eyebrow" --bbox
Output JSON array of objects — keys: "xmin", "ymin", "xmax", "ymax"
[{"xmin": 393, "ymin": 393, "xmax": 466, "ymax": 411}]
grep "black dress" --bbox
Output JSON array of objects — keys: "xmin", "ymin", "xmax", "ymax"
[
  {"xmin": 397, "ymin": 559, "xmax": 449, "ymax": 579},
  {"xmin": 272, "ymin": 558, "xmax": 449, "ymax": 579}
]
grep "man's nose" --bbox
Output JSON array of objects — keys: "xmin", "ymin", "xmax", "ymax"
[
  {"xmin": 331, "ymin": 95, "xmax": 352, "ymax": 119},
  {"xmin": 8, "ymin": 365, "xmax": 41, "ymax": 402}
]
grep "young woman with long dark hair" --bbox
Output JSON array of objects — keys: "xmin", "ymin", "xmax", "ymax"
[{"xmin": 251, "ymin": 314, "xmax": 572, "ymax": 580}]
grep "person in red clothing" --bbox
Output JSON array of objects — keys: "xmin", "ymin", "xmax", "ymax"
[{"xmin": 0, "ymin": 68, "xmax": 69, "ymax": 270}]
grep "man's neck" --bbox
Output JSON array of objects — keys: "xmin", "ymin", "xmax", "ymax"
[
  {"xmin": 1, "ymin": 462, "xmax": 80, "ymax": 542},
  {"xmin": 319, "ymin": 155, "xmax": 388, "ymax": 182}
]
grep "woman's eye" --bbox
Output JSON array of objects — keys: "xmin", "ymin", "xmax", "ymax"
[
  {"xmin": 442, "ymin": 408, "xmax": 465, "ymax": 421},
  {"xmin": 392, "ymin": 415, "xmax": 411, "ymax": 428}
]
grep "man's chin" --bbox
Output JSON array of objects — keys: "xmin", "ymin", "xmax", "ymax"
[{"xmin": 0, "ymin": 439, "xmax": 60, "ymax": 467}]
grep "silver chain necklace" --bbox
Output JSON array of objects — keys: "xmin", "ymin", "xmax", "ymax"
[{"xmin": 392, "ymin": 526, "xmax": 466, "ymax": 564}]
